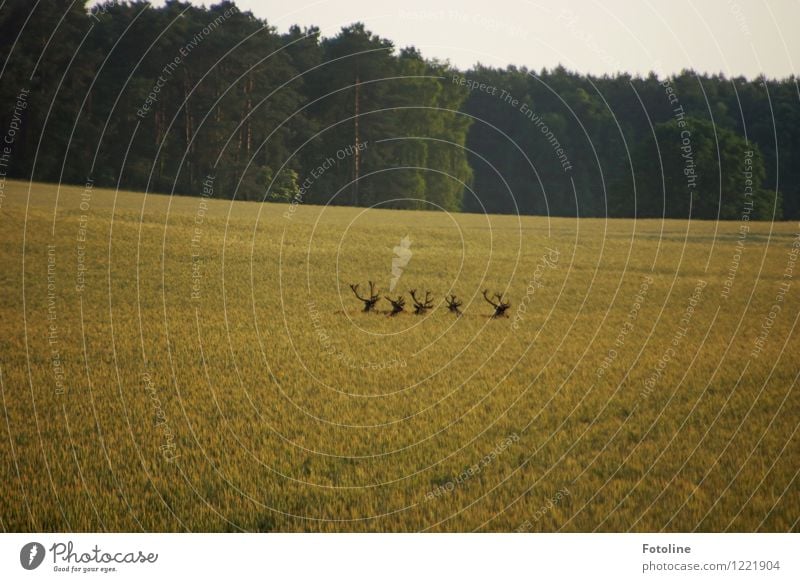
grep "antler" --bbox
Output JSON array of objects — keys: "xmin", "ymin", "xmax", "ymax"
[
  {"xmin": 482, "ymin": 289, "xmax": 498, "ymax": 307},
  {"xmin": 350, "ymin": 281, "xmax": 380, "ymax": 312},
  {"xmin": 350, "ymin": 283, "xmax": 365, "ymax": 301},
  {"xmin": 483, "ymin": 289, "xmax": 510, "ymax": 318},
  {"xmin": 409, "ymin": 289, "xmax": 434, "ymax": 314},
  {"xmin": 446, "ymin": 294, "xmax": 463, "ymax": 316}
]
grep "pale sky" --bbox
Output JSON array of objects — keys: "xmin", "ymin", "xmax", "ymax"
[{"xmin": 101, "ymin": 0, "xmax": 800, "ymax": 79}]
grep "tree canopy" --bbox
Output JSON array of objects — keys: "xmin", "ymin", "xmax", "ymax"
[{"xmin": 0, "ymin": 1, "xmax": 796, "ymax": 220}]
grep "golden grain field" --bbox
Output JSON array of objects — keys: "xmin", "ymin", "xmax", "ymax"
[{"xmin": 0, "ymin": 179, "xmax": 797, "ymax": 532}]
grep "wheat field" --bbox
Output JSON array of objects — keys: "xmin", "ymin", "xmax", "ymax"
[{"xmin": 0, "ymin": 179, "xmax": 797, "ymax": 532}]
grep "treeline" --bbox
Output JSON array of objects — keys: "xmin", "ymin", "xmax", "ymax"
[
  {"xmin": 0, "ymin": 0, "xmax": 797, "ymax": 219},
  {"xmin": 462, "ymin": 66, "xmax": 797, "ymax": 219}
]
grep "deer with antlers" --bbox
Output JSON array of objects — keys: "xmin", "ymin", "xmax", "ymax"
[
  {"xmin": 409, "ymin": 289, "xmax": 434, "ymax": 315},
  {"xmin": 445, "ymin": 294, "xmax": 463, "ymax": 316},
  {"xmin": 483, "ymin": 289, "xmax": 511, "ymax": 318},
  {"xmin": 385, "ymin": 294, "xmax": 406, "ymax": 316},
  {"xmin": 349, "ymin": 281, "xmax": 380, "ymax": 312}
]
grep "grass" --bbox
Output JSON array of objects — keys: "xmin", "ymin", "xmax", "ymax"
[{"xmin": 0, "ymin": 179, "xmax": 797, "ymax": 532}]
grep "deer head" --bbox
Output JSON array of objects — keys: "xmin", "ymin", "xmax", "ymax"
[
  {"xmin": 349, "ymin": 281, "xmax": 380, "ymax": 312},
  {"xmin": 409, "ymin": 289, "xmax": 434, "ymax": 315},
  {"xmin": 445, "ymin": 294, "xmax": 463, "ymax": 316},
  {"xmin": 482, "ymin": 289, "xmax": 510, "ymax": 318},
  {"xmin": 385, "ymin": 294, "xmax": 406, "ymax": 316}
]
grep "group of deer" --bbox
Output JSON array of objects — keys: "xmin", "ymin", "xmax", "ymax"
[{"xmin": 349, "ymin": 281, "xmax": 511, "ymax": 318}]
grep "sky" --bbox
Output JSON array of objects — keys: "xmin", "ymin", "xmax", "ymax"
[{"xmin": 102, "ymin": 0, "xmax": 799, "ymax": 79}]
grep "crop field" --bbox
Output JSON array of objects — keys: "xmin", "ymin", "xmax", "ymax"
[{"xmin": 0, "ymin": 179, "xmax": 797, "ymax": 532}]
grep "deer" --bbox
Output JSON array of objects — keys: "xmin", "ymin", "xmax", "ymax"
[
  {"xmin": 385, "ymin": 294, "xmax": 406, "ymax": 316},
  {"xmin": 349, "ymin": 281, "xmax": 380, "ymax": 312},
  {"xmin": 445, "ymin": 294, "xmax": 463, "ymax": 316},
  {"xmin": 409, "ymin": 289, "xmax": 434, "ymax": 315},
  {"xmin": 483, "ymin": 289, "xmax": 510, "ymax": 318}
]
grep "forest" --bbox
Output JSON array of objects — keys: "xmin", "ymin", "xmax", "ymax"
[{"xmin": 1, "ymin": 0, "xmax": 798, "ymax": 219}]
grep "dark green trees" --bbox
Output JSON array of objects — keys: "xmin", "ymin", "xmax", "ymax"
[
  {"xmin": 461, "ymin": 67, "xmax": 792, "ymax": 220},
  {"xmin": 614, "ymin": 117, "xmax": 779, "ymax": 219},
  {"xmin": 0, "ymin": 1, "xmax": 795, "ymax": 219},
  {"xmin": 303, "ymin": 25, "xmax": 471, "ymax": 210}
]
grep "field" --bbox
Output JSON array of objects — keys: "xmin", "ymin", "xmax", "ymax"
[{"xmin": 0, "ymin": 179, "xmax": 797, "ymax": 532}]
